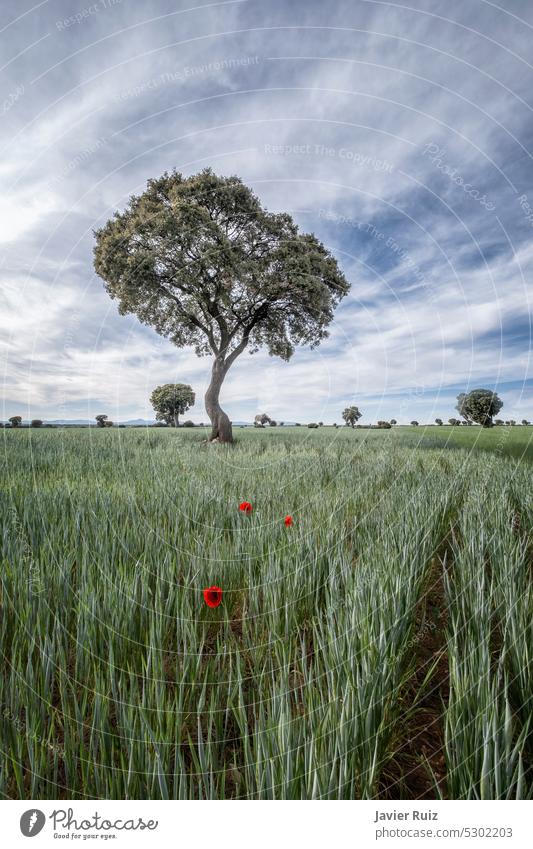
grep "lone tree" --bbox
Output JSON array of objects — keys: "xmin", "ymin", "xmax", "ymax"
[
  {"xmin": 94, "ymin": 170, "xmax": 349, "ymax": 443},
  {"xmin": 9, "ymin": 416, "xmax": 22, "ymax": 428},
  {"xmin": 31, "ymin": 419, "xmax": 43, "ymax": 428},
  {"xmin": 150, "ymin": 383, "xmax": 195, "ymax": 427},
  {"xmin": 435, "ymin": 418, "xmax": 443, "ymax": 426},
  {"xmin": 254, "ymin": 413, "xmax": 271, "ymax": 428},
  {"xmin": 95, "ymin": 414, "xmax": 108, "ymax": 428},
  {"xmin": 456, "ymin": 389, "xmax": 503, "ymax": 428},
  {"xmin": 410, "ymin": 420, "xmax": 419, "ymax": 427},
  {"xmin": 342, "ymin": 406, "xmax": 362, "ymax": 428}
]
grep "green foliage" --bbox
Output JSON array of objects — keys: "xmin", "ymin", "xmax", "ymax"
[
  {"xmin": 8, "ymin": 416, "xmax": 22, "ymax": 428},
  {"xmin": 456, "ymin": 389, "xmax": 503, "ymax": 427},
  {"xmin": 410, "ymin": 420, "xmax": 419, "ymax": 426},
  {"xmin": 0, "ymin": 428, "xmax": 532, "ymax": 800},
  {"xmin": 150, "ymin": 383, "xmax": 195, "ymax": 426},
  {"xmin": 93, "ymin": 168, "xmax": 349, "ymax": 369},
  {"xmin": 95, "ymin": 414, "xmax": 108, "ymax": 428},
  {"xmin": 342, "ymin": 406, "xmax": 362, "ymax": 427},
  {"xmin": 307, "ymin": 422, "xmax": 319, "ymax": 428},
  {"xmin": 30, "ymin": 420, "xmax": 43, "ymax": 428},
  {"xmin": 435, "ymin": 418, "xmax": 443, "ymax": 426},
  {"xmin": 183, "ymin": 420, "xmax": 195, "ymax": 427},
  {"xmin": 0, "ymin": 428, "xmax": 533, "ymax": 800}
]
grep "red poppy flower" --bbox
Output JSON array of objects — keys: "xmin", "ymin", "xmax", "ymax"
[
  {"xmin": 284, "ymin": 515, "xmax": 293, "ymax": 526},
  {"xmin": 239, "ymin": 501, "xmax": 253, "ymax": 514},
  {"xmin": 203, "ymin": 586, "xmax": 223, "ymax": 608}
]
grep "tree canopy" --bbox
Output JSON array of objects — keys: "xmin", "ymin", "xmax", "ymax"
[
  {"xmin": 94, "ymin": 169, "xmax": 349, "ymax": 442},
  {"xmin": 342, "ymin": 406, "xmax": 362, "ymax": 427},
  {"xmin": 150, "ymin": 383, "xmax": 195, "ymax": 427},
  {"xmin": 456, "ymin": 389, "xmax": 503, "ymax": 427}
]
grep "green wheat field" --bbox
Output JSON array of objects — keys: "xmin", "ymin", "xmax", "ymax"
[{"xmin": 1, "ymin": 426, "xmax": 532, "ymax": 799}]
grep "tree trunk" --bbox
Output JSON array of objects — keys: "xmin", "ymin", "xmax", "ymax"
[
  {"xmin": 173, "ymin": 414, "xmax": 179, "ymax": 428},
  {"xmin": 205, "ymin": 358, "xmax": 233, "ymax": 443}
]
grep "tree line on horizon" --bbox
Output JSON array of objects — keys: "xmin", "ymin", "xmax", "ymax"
[{"xmin": 3, "ymin": 388, "xmax": 530, "ymax": 429}]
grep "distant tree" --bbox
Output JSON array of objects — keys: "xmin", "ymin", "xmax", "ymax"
[
  {"xmin": 494, "ymin": 419, "xmax": 504, "ymax": 426},
  {"xmin": 104, "ymin": 420, "xmax": 114, "ymax": 427},
  {"xmin": 31, "ymin": 419, "xmax": 43, "ymax": 428},
  {"xmin": 435, "ymin": 418, "xmax": 443, "ymax": 426},
  {"xmin": 390, "ymin": 419, "xmax": 397, "ymax": 425},
  {"xmin": 254, "ymin": 413, "xmax": 271, "ymax": 428},
  {"xmin": 150, "ymin": 383, "xmax": 195, "ymax": 427},
  {"xmin": 318, "ymin": 421, "xmax": 324, "ymax": 427},
  {"xmin": 9, "ymin": 416, "xmax": 22, "ymax": 428},
  {"xmin": 377, "ymin": 420, "xmax": 392, "ymax": 429},
  {"xmin": 342, "ymin": 406, "xmax": 362, "ymax": 428},
  {"xmin": 456, "ymin": 389, "xmax": 503, "ymax": 428},
  {"xmin": 94, "ymin": 170, "xmax": 349, "ymax": 444},
  {"xmin": 95, "ymin": 414, "xmax": 108, "ymax": 428},
  {"xmin": 410, "ymin": 420, "xmax": 419, "ymax": 427},
  {"xmin": 333, "ymin": 423, "xmax": 338, "ymax": 428},
  {"xmin": 521, "ymin": 419, "xmax": 530, "ymax": 426},
  {"xmin": 308, "ymin": 422, "xmax": 319, "ymax": 428},
  {"xmin": 279, "ymin": 421, "xmax": 284, "ymax": 426},
  {"xmin": 509, "ymin": 419, "xmax": 516, "ymax": 426},
  {"xmin": 269, "ymin": 420, "xmax": 277, "ymax": 426},
  {"xmin": 448, "ymin": 417, "xmax": 460, "ymax": 426},
  {"xmin": 183, "ymin": 420, "xmax": 195, "ymax": 427},
  {"xmin": 294, "ymin": 422, "xmax": 301, "ymax": 427}
]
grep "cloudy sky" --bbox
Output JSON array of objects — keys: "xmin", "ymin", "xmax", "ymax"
[{"xmin": 1, "ymin": 0, "xmax": 532, "ymax": 423}]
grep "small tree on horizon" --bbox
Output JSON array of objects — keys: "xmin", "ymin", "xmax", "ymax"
[
  {"xmin": 254, "ymin": 413, "xmax": 271, "ymax": 428},
  {"xmin": 9, "ymin": 416, "xmax": 22, "ymax": 428},
  {"xmin": 410, "ymin": 420, "xmax": 419, "ymax": 426},
  {"xmin": 435, "ymin": 418, "xmax": 443, "ymax": 426},
  {"xmin": 31, "ymin": 419, "xmax": 43, "ymax": 428},
  {"xmin": 390, "ymin": 419, "xmax": 397, "ymax": 425},
  {"xmin": 342, "ymin": 406, "xmax": 362, "ymax": 428},
  {"xmin": 94, "ymin": 169, "xmax": 349, "ymax": 443},
  {"xmin": 456, "ymin": 389, "xmax": 503, "ymax": 428},
  {"xmin": 150, "ymin": 383, "xmax": 195, "ymax": 427},
  {"xmin": 95, "ymin": 414, "xmax": 108, "ymax": 428}
]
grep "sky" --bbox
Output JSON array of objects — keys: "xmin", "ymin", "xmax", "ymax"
[{"xmin": 1, "ymin": 0, "xmax": 532, "ymax": 424}]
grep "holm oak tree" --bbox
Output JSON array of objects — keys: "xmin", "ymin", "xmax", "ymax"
[
  {"xmin": 150, "ymin": 383, "xmax": 195, "ymax": 427},
  {"xmin": 93, "ymin": 169, "xmax": 349, "ymax": 442},
  {"xmin": 456, "ymin": 389, "xmax": 503, "ymax": 428}
]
